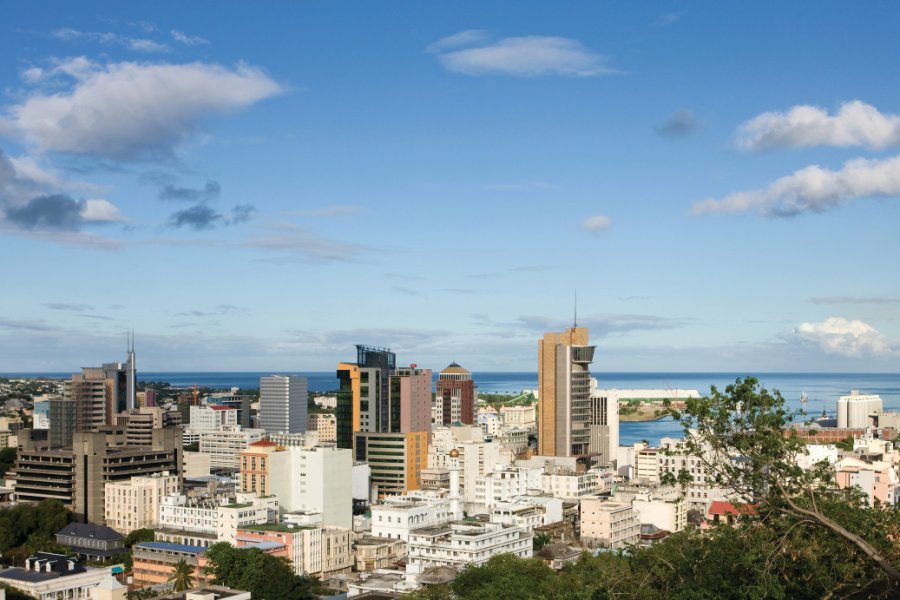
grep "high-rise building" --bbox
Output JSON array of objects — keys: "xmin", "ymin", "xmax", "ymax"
[
  {"xmin": 435, "ymin": 362, "xmax": 476, "ymax": 426},
  {"xmin": 588, "ymin": 383, "xmax": 620, "ymax": 467},
  {"xmin": 258, "ymin": 375, "xmax": 308, "ymax": 434},
  {"xmin": 336, "ymin": 345, "xmax": 396, "ymax": 449},
  {"xmin": 64, "ymin": 344, "xmax": 137, "ymax": 433},
  {"xmin": 354, "ymin": 431, "xmax": 428, "ymax": 497},
  {"xmin": 537, "ymin": 326, "xmax": 595, "ymax": 457},
  {"xmin": 389, "ymin": 366, "xmax": 432, "ymax": 437},
  {"xmin": 49, "ymin": 397, "xmax": 77, "ymax": 447}
]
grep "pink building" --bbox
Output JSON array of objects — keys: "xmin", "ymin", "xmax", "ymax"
[
  {"xmin": 391, "ymin": 367, "xmax": 432, "ymax": 436},
  {"xmin": 835, "ymin": 457, "xmax": 899, "ymax": 506}
]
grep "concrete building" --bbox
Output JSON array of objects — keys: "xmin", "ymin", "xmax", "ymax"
[
  {"xmin": 588, "ymin": 384, "xmax": 620, "ymax": 466},
  {"xmin": 118, "ymin": 407, "xmax": 181, "ymax": 446},
  {"xmin": 48, "ymin": 397, "xmax": 77, "ymax": 447},
  {"xmin": 32, "ymin": 398, "xmax": 51, "ymax": 430},
  {"xmin": 132, "ymin": 542, "xmax": 208, "ymax": 588},
  {"xmin": 0, "ymin": 553, "xmax": 116, "ymax": 600},
  {"xmin": 336, "ymin": 346, "xmax": 396, "ymax": 448},
  {"xmin": 13, "ymin": 427, "xmax": 183, "ymax": 524},
  {"xmin": 207, "ymin": 389, "xmax": 252, "ymax": 429},
  {"xmin": 104, "ymin": 472, "xmax": 181, "ymax": 533},
  {"xmin": 354, "ymin": 537, "xmax": 405, "ymax": 571},
  {"xmin": 499, "ymin": 405, "xmax": 536, "ymax": 429},
  {"xmin": 580, "ymin": 498, "xmax": 640, "ymax": 549},
  {"xmin": 190, "ymin": 405, "xmax": 238, "ymax": 430},
  {"xmin": 259, "ymin": 375, "xmax": 308, "ymax": 434},
  {"xmin": 307, "ymin": 413, "xmax": 337, "ymax": 442},
  {"xmin": 390, "ymin": 367, "xmax": 433, "ymax": 438},
  {"xmin": 236, "ymin": 523, "xmax": 322, "ymax": 576},
  {"xmin": 371, "ymin": 468, "xmax": 463, "ymax": 542},
  {"xmin": 837, "ymin": 391, "xmax": 883, "ymax": 429},
  {"xmin": 435, "ymin": 362, "xmax": 476, "ymax": 426},
  {"xmin": 158, "ymin": 492, "xmax": 277, "ymax": 543},
  {"xmin": 406, "ymin": 521, "xmax": 532, "ymax": 569},
  {"xmin": 55, "ymin": 523, "xmax": 125, "ymax": 561},
  {"xmin": 542, "ymin": 468, "xmax": 601, "ymax": 499},
  {"xmin": 198, "ymin": 426, "xmax": 266, "ymax": 470},
  {"xmin": 241, "ymin": 442, "xmax": 353, "ymax": 529},
  {"xmin": 537, "ymin": 326, "xmax": 595, "ymax": 458},
  {"xmin": 354, "ymin": 431, "xmax": 428, "ymax": 497}
]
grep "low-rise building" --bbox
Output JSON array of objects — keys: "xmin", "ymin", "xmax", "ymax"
[
  {"xmin": 54, "ymin": 523, "xmax": 125, "ymax": 561},
  {"xmin": 580, "ymin": 498, "xmax": 640, "ymax": 549},
  {"xmin": 307, "ymin": 414, "xmax": 337, "ymax": 443},
  {"xmin": 406, "ymin": 522, "xmax": 532, "ymax": 569},
  {"xmin": 199, "ymin": 426, "xmax": 266, "ymax": 471},
  {"xmin": 0, "ymin": 553, "xmax": 116, "ymax": 600},
  {"xmin": 371, "ymin": 490, "xmax": 462, "ymax": 542},
  {"xmin": 104, "ymin": 472, "xmax": 181, "ymax": 534},
  {"xmin": 132, "ymin": 542, "xmax": 208, "ymax": 588},
  {"xmin": 354, "ymin": 537, "xmax": 405, "ymax": 572}
]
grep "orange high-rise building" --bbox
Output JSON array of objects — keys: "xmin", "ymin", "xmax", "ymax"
[{"xmin": 538, "ymin": 327, "xmax": 595, "ymax": 457}]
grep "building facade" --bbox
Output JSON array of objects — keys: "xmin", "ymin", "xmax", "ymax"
[
  {"xmin": 435, "ymin": 362, "xmax": 476, "ymax": 426},
  {"xmin": 258, "ymin": 375, "xmax": 308, "ymax": 434}
]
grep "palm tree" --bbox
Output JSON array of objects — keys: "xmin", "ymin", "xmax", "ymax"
[{"xmin": 168, "ymin": 559, "xmax": 195, "ymax": 592}]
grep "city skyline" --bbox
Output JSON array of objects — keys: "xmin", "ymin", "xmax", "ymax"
[{"xmin": 1, "ymin": 3, "xmax": 899, "ymax": 373}]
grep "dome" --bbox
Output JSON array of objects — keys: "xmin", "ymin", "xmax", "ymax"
[
  {"xmin": 441, "ymin": 361, "xmax": 470, "ymax": 375},
  {"xmin": 449, "ymin": 448, "xmax": 460, "ymax": 458}
]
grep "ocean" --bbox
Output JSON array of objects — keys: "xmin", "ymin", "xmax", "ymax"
[{"xmin": 4, "ymin": 371, "xmax": 898, "ymax": 447}]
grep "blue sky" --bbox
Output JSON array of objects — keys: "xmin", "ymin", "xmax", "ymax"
[{"xmin": 1, "ymin": 2, "xmax": 898, "ymax": 372}]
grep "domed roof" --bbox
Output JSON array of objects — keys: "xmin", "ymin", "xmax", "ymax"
[
  {"xmin": 441, "ymin": 361, "xmax": 470, "ymax": 375},
  {"xmin": 449, "ymin": 448, "xmax": 460, "ymax": 458}
]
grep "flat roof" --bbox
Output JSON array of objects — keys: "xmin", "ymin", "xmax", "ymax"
[{"xmin": 136, "ymin": 542, "xmax": 207, "ymax": 554}]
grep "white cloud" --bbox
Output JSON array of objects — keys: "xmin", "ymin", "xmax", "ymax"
[
  {"xmin": 692, "ymin": 154, "xmax": 900, "ymax": 217},
  {"xmin": 737, "ymin": 100, "xmax": 900, "ymax": 151},
  {"xmin": 2, "ymin": 58, "xmax": 282, "ymax": 160},
  {"xmin": 794, "ymin": 317, "xmax": 891, "ymax": 357},
  {"xmin": 425, "ymin": 29, "xmax": 489, "ymax": 53},
  {"xmin": 80, "ymin": 199, "xmax": 125, "ymax": 222},
  {"xmin": 430, "ymin": 33, "xmax": 613, "ymax": 77},
  {"xmin": 170, "ymin": 30, "xmax": 209, "ymax": 46},
  {"xmin": 51, "ymin": 28, "xmax": 169, "ymax": 53},
  {"xmin": 583, "ymin": 214, "xmax": 612, "ymax": 231}
]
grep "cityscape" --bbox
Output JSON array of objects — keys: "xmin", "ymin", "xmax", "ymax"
[{"xmin": 1, "ymin": 3, "xmax": 899, "ymax": 600}]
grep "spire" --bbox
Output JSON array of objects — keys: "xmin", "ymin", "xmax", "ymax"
[{"xmin": 573, "ymin": 289, "xmax": 578, "ymax": 328}]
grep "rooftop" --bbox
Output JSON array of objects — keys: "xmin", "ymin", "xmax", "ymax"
[
  {"xmin": 239, "ymin": 523, "xmax": 313, "ymax": 533},
  {"xmin": 148, "ymin": 586, "xmax": 250, "ymax": 600},
  {"xmin": 56, "ymin": 523, "xmax": 123, "ymax": 542},
  {"xmin": 136, "ymin": 542, "xmax": 207, "ymax": 554}
]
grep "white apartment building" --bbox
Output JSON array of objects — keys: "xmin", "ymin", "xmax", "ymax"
[
  {"xmin": 371, "ymin": 490, "xmax": 463, "ymax": 542},
  {"xmin": 657, "ymin": 436, "xmax": 734, "ymax": 512},
  {"xmin": 307, "ymin": 413, "xmax": 336, "ymax": 443},
  {"xmin": 837, "ymin": 391, "xmax": 883, "ymax": 429},
  {"xmin": 580, "ymin": 498, "xmax": 640, "ymax": 549},
  {"xmin": 631, "ymin": 490, "xmax": 687, "ymax": 533},
  {"xmin": 406, "ymin": 521, "xmax": 532, "ymax": 569},
  {"xmin": 499, "ymin": 405, "xmax": 536, "ymax": 428},
  {"xmin": 489, "ymin": 502, "xmax": 545, "ymax": 532},
  {"xmin": 635, "ymin": 448, "xmax": 661, "ymax": 484},
  {"xmin": 474, "ymin": 466, "xmax": 541, "ymax": 507},
  {"xmin": 542, "ymin": 469, "xmax": 600, "ymax": 499},
  {"xmin": 267, "ymin": 431, "xmax": 320, "ymax": 448},
  {"xmin": 104, "ymin": 472, "xmax": 181, "ymax": 533},
  {"xmin": 158, "ymin": 492, "xmax": 276, "ymax": 542},
  {"xmin": 199, "ymin": 426, "xmax": 266, "ymax": 470},
  {"xmin": 477, "ymin": 408, "xmax": 502, "ymax": 437},
  {"xmin": 428, "ymin": 438, "xmax": 507, "ymax": 507},
  {"xmin": 266, "ymin": 445, "xmax": 353, "ymax": 529},
  {"xmin": 190, "ymin": 405, "xmax": 238, "ymax": 430},
  {"xmin": 259, "ymin": 375, "xmax": 308, "ymax": 434}
]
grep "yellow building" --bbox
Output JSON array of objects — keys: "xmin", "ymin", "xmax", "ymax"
[
  {"xmin": 239, "ymin": 440, "xmax": 285, "ymax": 496},
  {"xmin": 538, "ymin": 327, "xmax": 595, "ymax": 457},
  {"xmin": 353, "ymin": 431, "xmax": 428, "ymax": 497}
]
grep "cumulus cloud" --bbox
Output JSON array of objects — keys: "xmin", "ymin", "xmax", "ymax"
[
  {"xmin": 4, "ymin": 194, "xmax": 123, "ymax": 230},
  {"xmin": 51, "ymin": 28, "xmax": 169, "ymax": 53},
  {"xmin": 794, "ymin": 317, "xmax": 891, "ymax": 357},
  {"xmin": 0, "ymin": 150, "xmax": 124, "ymax": 232},
  {"xmin": 655, "ymin": 109, "xmax": 701, "ymax": 137},
  {"xmin": 692, "ymin": 154, "xmax": 900, "ymax": 217},
  {"xmin": 159, "ymin": 180, "xmax": 221, "ymax": 202},
  {"xmin": 1, "ymin": 58, "xmax": 282, "ymax": 160},
  {"xmin": 737, "ymin": 100, "xmax": 900, "ymax": 151},
  {"xmin": 429, "ymin": 32, "xmax": 614, "ymax": 77},
  {"xmin": 583, "ymin": 214, "xmax": 612, "ymax": 231}
]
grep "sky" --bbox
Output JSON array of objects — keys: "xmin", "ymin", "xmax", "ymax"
[{"xmin": 1, "ymin": 2, "xmax": 899, "ymax": 373}]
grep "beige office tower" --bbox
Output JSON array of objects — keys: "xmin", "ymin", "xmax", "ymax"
[{"xmin": 538, "ymin": 327, "xmax": 595, "ymax": 457}]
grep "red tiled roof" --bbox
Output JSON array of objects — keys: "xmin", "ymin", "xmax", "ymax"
[
  {"xmin": 707, "ymin": 501, "xmax": 756, "ymax": 517},
  {"xmin": 248, "ymin": 440, "xmax": 277, "ymax": 447},
  {"xmin": 209, "ymin": 405, "xmax": 236, "ymax": 411}
]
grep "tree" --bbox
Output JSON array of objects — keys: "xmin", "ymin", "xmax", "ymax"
[
  {"xmin": 667, "ymin": 376, "xmax": 900, "ymax": 587},
  {"xmin": 203, "ymin": 543, "xmax": 316, "ymax": 600},
  {"xmin": 124, "ymin": 528, "xmax": 155, "ymax": 548},
  {"xmin": 168, "ymin": 559, "xmax": 195, "ymax": 592},
  {"xmin": 532, "ymin": 532, "xmax": 551, "ymax": 552},
  {"xmin": 0, "ymin": 447, "xmax": 16, "ymax": 478}
]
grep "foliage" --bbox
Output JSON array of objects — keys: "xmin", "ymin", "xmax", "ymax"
[
  {"xmin": 667, "ymin": 376, "xmax": 900, "ymax": 586},
  {"xmin": 168, "ymin": 559, "xmax": 195, "ymax": 592},
  {"xmin": 835, "ymin": 435, "xmax": 855, "ymax": 451},
  {"xmin": 0, "ymin": 447, "xmax": 16, "ymax": 478},
  {"xmin": 183, "ymin": 441, "xmax": 200, "ymax": 452},
  {"xmin": 203, "ymin": 542, "xmax": 316, "ymax": 600},
  {"xmin": 0, "ymin": 583, "xmax": 35, "ymax": 600},
  {"xmin": 532, "ymin": 532, "xmax": 551, "ymax": 552},
  {"xmin": 124, "ymin": 528, "xmax": 156, "ymax": 548},
  {"xmin": 0, "ymin": 499, "xmax": 72, "ymax": 561}
]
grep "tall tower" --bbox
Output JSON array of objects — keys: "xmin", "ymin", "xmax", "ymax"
[
  {"xmin": 126, "ymin": 330, "xmax": 137, "ymax": 412},
  {"xmin": 259, "ymin": 375, "xmax": 308, "ymax": 434},
  {"xmin": 336, "ymin": 345, "xmax": 396, "ymax": 449},
  {"xmin": 537, "ymin": 326, "xmax": 595, "ymax": 457},
  {"xmin": 435, "ymin": 362, "xmax": 476, "ymax": 425}
]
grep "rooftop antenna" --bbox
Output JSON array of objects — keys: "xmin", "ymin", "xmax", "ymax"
[{"xmin": 573, "ymin": 289, "xmax": 578, "ymax": 328}]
